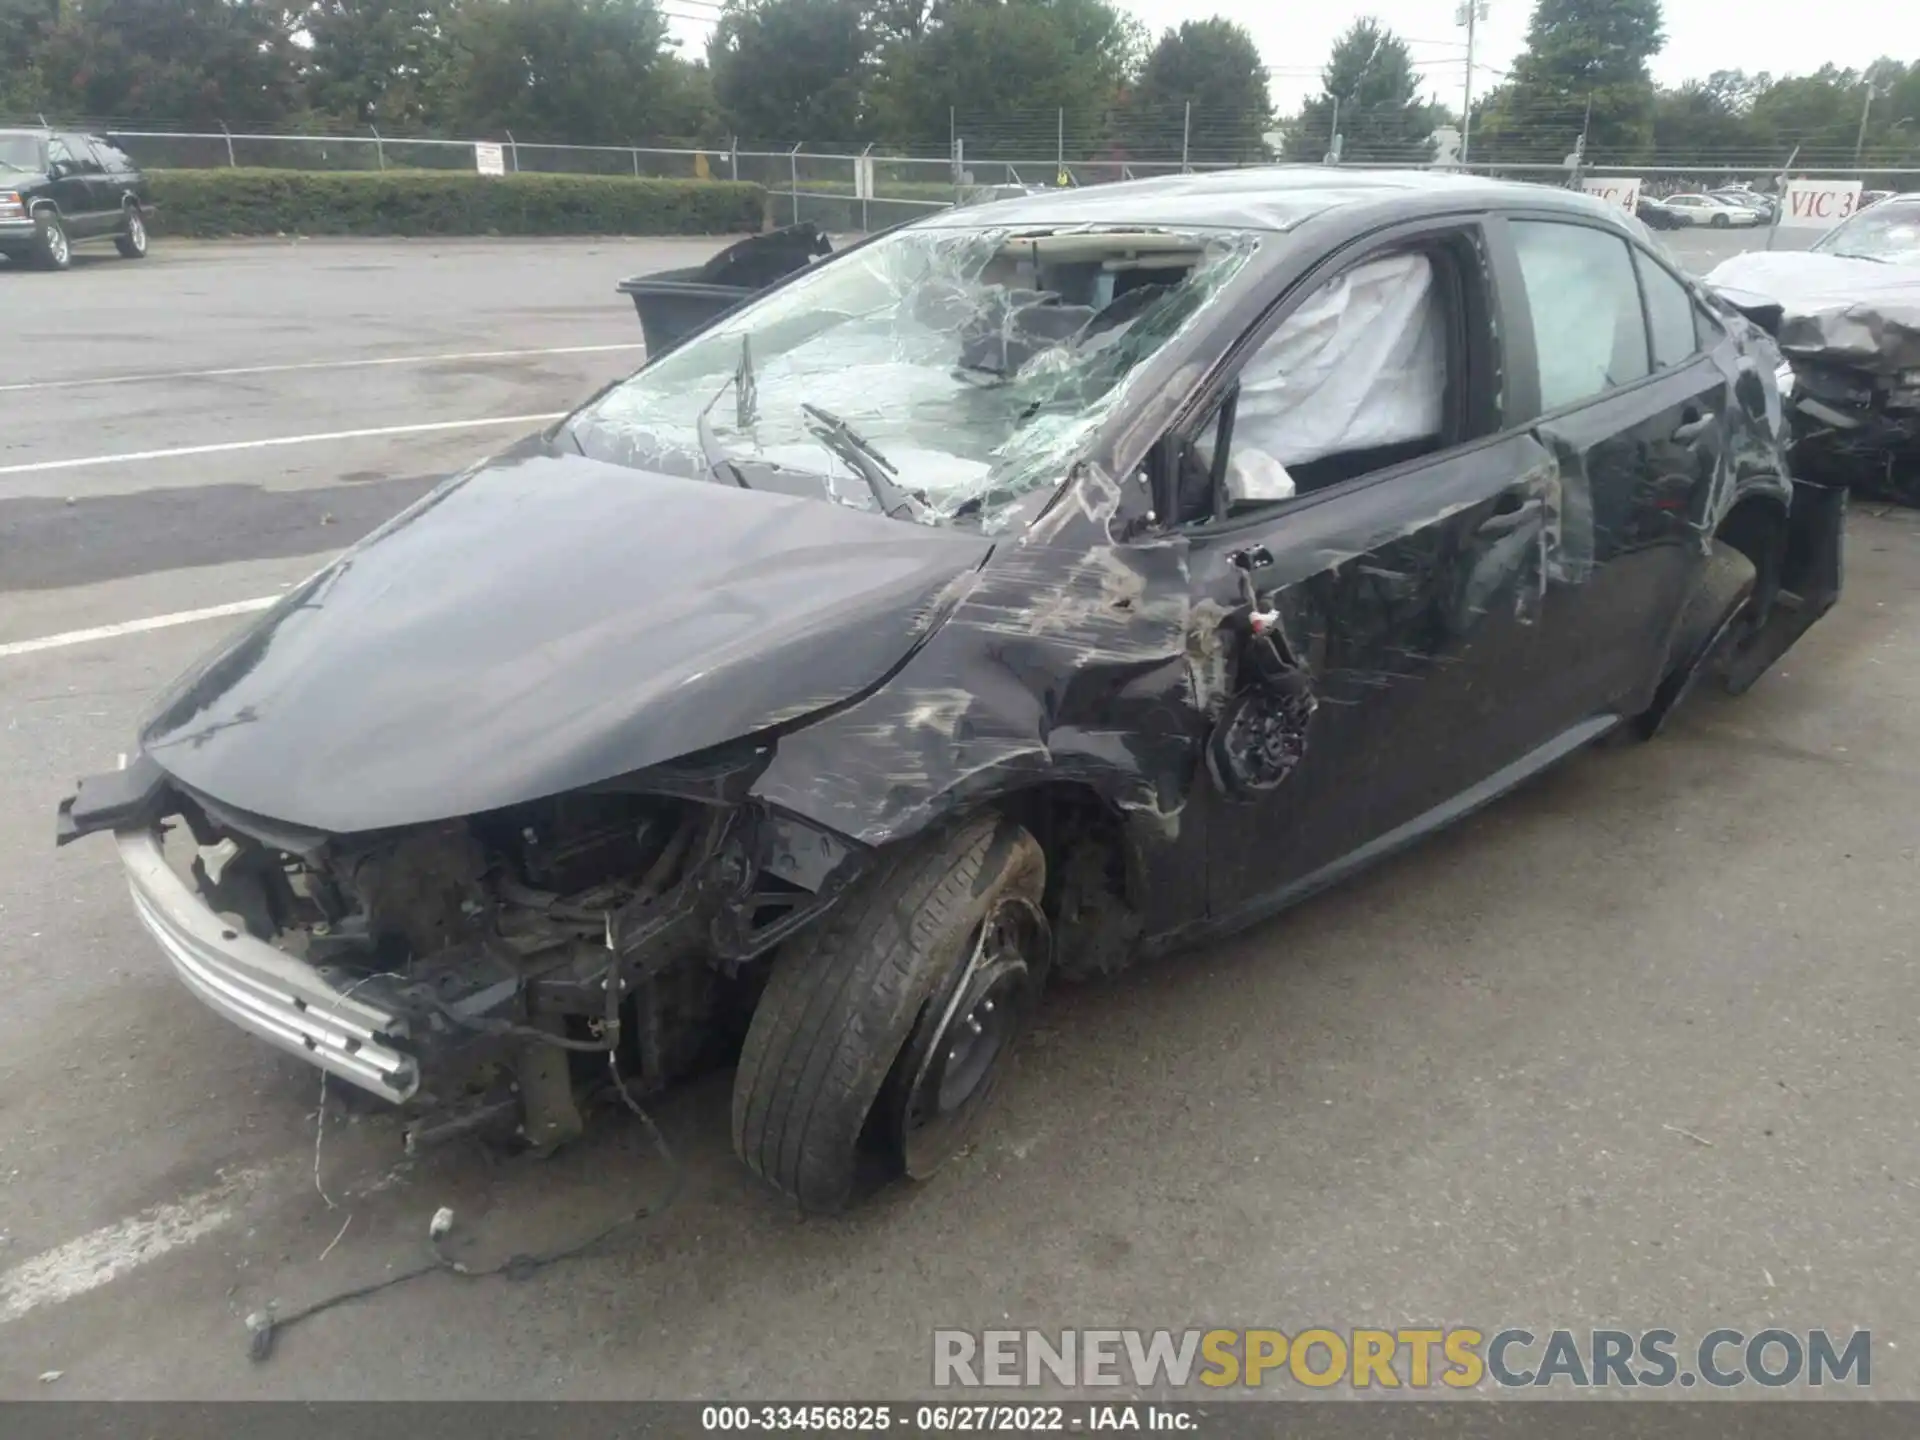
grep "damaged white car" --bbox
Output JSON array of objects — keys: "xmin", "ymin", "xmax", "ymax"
[{"xmin": 1708, "ymin": 193, "xmax": 1920, "ymax": 502}]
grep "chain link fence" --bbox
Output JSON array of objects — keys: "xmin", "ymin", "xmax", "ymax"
[{"xmin": 9, "ymin": 109, "xmax": 1916, "ymax": 233}]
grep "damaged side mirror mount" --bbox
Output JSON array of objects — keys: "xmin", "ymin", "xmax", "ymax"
[
  {"xmin": 1207, "ymin": 549, "xmax": 1318, "ymax": 800},
  {"xmin": 1228, "ymin": 544, "xmax": 1275, "ymax": 621}
]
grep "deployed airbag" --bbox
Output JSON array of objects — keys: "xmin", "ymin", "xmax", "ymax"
[{"xmin": 1224, "ymin": 251, "xmax": 1446, "ymax": 499}]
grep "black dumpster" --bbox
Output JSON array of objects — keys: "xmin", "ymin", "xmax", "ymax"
[{"xmin": 619, "ymin": 223, "xmax": 833, "ymax": 356}]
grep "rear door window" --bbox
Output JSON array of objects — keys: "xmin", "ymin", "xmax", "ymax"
[
  {"xmin": 90, "ymin": 138, "xmax": 137, "ymax": 173},
  {"xmin": 1510, "ymin": 220, "xmax": 1650, "ymax": 412},
  {"xmin": 58, "ymin": 136, "xmax": 103, "ymax": 174},
  {"xmin": 1634, "ymin": 250, "xmax": 1700, "ymax": 369}
]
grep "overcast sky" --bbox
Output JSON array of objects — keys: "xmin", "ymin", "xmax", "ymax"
[{"xmin": 662, "ymin": 0, "xmax": 1920, "ymax": 117}]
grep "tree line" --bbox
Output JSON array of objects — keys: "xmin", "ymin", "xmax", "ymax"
[
  {"xmin": 1466, "ymin": 0, "xmax": 1920, "ymax": 167},
  {"xmin": 1, "ymin": 0, "xmax": 1915, "ymax": 170},
  {"xmin": 0, "ymin": 0, "xmax": 1273, "ymax": 158},
  {"xmin": 1290, "ymin": 6, "xmax": 1920, "ymax": 170}
]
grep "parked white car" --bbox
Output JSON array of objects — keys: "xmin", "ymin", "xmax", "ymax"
[{"xmin": 1660, "ymin": 194, "xmax": 1766, "ymax": 228}]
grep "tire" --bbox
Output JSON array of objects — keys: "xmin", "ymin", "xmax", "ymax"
[
  {"xmin": 115, "ymin": 208, "xmax": 149, "ymax": 259},
  {"xmin": 1711, "ymin": 213, "xmax": 1730, "ymax": 229},
  {"xmin": 732, "ymin": 814, "xmax": 1048, "ymax": 1213},
  {"xmin": 31, "ymin": 212, "xmax": 70, "ymax": 270}
]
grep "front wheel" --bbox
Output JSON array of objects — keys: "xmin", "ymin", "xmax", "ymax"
[
  {"xmin": 31, "ymin": 213, "xmax": 70, "ymax": 270},
  {"xmin": 115, "ymin": 208, "xmax": 149, "ymax": 259},
  {"xmin": 732, "ymin": 814, "xmax": 1048, "ymax": 1212},
  {"xmin": 1711, "ymin": 213, "xmax": 1730, "ymax": 229}
]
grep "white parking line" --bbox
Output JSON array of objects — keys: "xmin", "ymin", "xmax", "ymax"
[
  {"xmin": 0, "ymin": 413, "xmax": 567, "ymax": 477},
  {"xmin": 0, "ymin": 342, "xmax": 645, "ymax": 394},
  {"xmin": 0, "ymin": 597, "xmax": 282, "ymax": 659},
  {"xmin": 0, "ymin": 1164, "xmax": 275, "ymax": 1325}
]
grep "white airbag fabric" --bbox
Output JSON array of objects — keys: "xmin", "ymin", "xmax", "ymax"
[{"xmin": 1227, "ymin": 250, "xmax": 1445, "ymax": 499}]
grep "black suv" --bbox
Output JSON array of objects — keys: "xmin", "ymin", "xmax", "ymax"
[{"xmin": 0, "ymin": 128, "xmax": 153, "ymax": 270}]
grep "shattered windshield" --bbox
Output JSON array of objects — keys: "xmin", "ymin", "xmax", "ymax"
[
  {"xmin": 0, "ymin": 134, "xmax": 42, "ymax": 172},
  {"xmin": 567, "ymin": 224, "xmax": 1259, "ymax": 528},
  {"xmin": 1813, "ymin": 203, "xmax": 1920, "ymax": 265}
]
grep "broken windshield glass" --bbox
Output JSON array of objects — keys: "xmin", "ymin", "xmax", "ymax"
[
  {"xmin": 1813, "ymin": 203, "xmax": 1920, "ymax": 266},
  {"xmin": 567, "ymin": 224, "xmax": 1260, "ymax": 529}
]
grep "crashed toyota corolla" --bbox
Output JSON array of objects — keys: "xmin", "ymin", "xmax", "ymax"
[{"xmin": 59, "ymin": 171, "xmax": 1843, "ymax": 1213}]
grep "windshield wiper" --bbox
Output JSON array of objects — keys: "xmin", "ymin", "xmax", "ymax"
[
  {"xmin": 734, "ymin": 334, "xmax": 757, "ymax": 429},
  {"xmin": 693, "ymin": 335, "xmax": 759, "ymax": 489},
  {"xmin": 697, "ymin": 405, "xmax": 750, "ymax": 489},
  {"xmin": 800, "ymin": 403, "xmax": 928, "ymax": 523}
]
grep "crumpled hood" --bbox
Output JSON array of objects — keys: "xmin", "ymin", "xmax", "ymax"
[
  {"xmin": 139, "ymin": 447, "xmax": 990, "ymax": 833},
  {"xmin": 1706, "ymin": 250, "xmax": 1920, "ymax": 372}
]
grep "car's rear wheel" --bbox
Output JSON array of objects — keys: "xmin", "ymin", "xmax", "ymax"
[
  {"xmin": 1711, "ymin": 212, "xmax": 1730, "ymax": 229},
  {"xmin": 732, "ymin": 813, "xmax": 1048, "ymax": 1213},
  {"xmin": 115, "ymin": 208, "xmax": 148, "ymax": 259},
  {"xmin": 31, "ymin": 213, "xmax": 70, "ymax": 270}
]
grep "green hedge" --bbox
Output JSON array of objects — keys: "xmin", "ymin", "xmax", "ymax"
[{"xmin": 147, "ymin": 169, "xmax": 768, "ymax": 238}]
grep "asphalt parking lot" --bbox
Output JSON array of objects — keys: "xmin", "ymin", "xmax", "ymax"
[{"xmin": 3, "ymin": 223, "xmax": 1917, "ymax": 1401}]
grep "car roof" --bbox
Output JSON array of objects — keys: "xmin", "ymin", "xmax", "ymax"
[{"xmin": 917, "ymin": 165, "xmax": 1618, "ymax": 233}]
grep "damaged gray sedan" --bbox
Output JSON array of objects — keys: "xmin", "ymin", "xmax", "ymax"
[{"xmin": 59, "ymin": 171, "xmax": 1842, "ymax": 1212}]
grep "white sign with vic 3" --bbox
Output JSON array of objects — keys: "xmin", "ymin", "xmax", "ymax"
[
  {"xmin": 474, "ymin": 142, "xmax": 507, "ymax": 176},
  {"xmin": 1579, "ymin": 176, "xmax": 1642, "ymax": 211},
  {"xmin": 1777, "ymin": 179, "xmax": 1861, "ymax": 229}
]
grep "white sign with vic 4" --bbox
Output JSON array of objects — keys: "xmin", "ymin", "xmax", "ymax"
[
  {"xmin": 474, "ymin": 142, "xmax": 506, "ymax": 176},
  {"xmin": 1778, "ymin": 179, "xmax": 1861, "ymax": 229},
  {"xmin": 1579, "ymin": 176, "xmax": 1642, "ymax": 211}
]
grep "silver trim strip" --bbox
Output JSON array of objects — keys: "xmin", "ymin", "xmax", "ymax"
[{"xmin": 117, "ymin": 828, "xmax": 419, "ymax": 1102}]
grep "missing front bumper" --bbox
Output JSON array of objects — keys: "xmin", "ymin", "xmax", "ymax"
[{"xmin": 117, "ymin": 827, "xmax": 420, "ymax": 1102}]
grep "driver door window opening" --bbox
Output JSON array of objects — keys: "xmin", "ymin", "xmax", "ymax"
[{"xmin": 1178, "ymin": 230, "xmax": 1485, "ymax": 524}]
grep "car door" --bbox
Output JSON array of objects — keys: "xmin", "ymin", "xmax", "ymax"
[
  {"xmin": 44, "ymin": 135, "xmax": 102, "ymax": 234},
  {"xmin": 70, "ymin": 136, "xmax": 115, "ymax": 231},
  {"xmin": 84, "ymin": 136, "xmax": 134, "ymax": 211},
  {"xmin": 1497, "ymin": 215, "xmax": 1733, "ymax": 732},
  {"xmin": 1172, "ymin": 217, "xmax": 1587, "ymax": 921}
]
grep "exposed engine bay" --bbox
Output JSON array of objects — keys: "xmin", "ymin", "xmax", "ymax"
[
  {"xmin": 152, "ymin": 746, "xmax": 871, "ymax": 1152},
  {"xmin": 1776, "ymin": 356, "xmax": 1920, "ymax": 503},
  {"xmin": 91, "ymin": 743, "xmax": 1138, "ymax": 1156}
]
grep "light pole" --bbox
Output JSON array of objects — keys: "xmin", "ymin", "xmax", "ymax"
[{"xmin": 1456, "ymin": 1, "xmax": 1489, "ymax": 165}]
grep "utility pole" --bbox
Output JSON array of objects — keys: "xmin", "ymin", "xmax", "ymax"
[
  {"xmin": 1854, "ymin": 83, "xmax": 1879, "ymax": 168},
  {"xmin": 1765, "ymin": 143, "xmax": 1798, "ymax": 252},
  {"xmin": 1457, "ymin": 1, "xmax": 1488, "ymax": 165}
]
